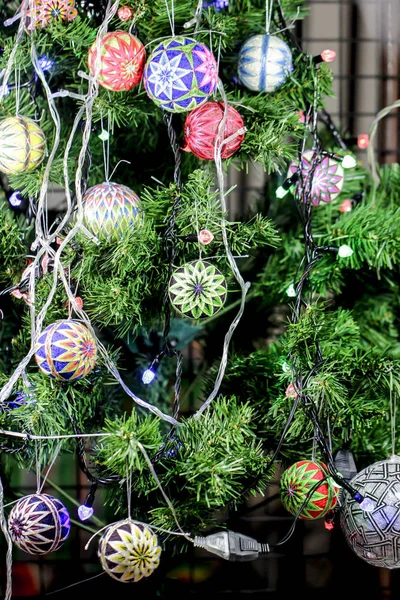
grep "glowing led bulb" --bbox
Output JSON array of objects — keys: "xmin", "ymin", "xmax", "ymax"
[
  {"xmin": 338, "ymin": 245, "xmax": 353, "ymax": 258},
  {"xmin": 342, "ymin": 155, "xmax": 357, "ymax": 169}
]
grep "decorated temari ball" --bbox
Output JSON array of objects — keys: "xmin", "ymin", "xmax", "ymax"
[
  {"xmin": 341, "ymin": 455, "xmax": 400, "ymax": 568},
  {"xmin": 143, "ymin": 37, "xmax": 218, "ymax": 113},
  {"xmin": 8, "ymin": 494, "xmax": 70, "ymax": 555},
  {"xmin": 280, "ymin": 460, "xmax": 339, "ymax": 520},
  {"xmin": 0, "ymin": 116, "xmax": 46, "ymax": 175},
  {"xmin": 82, "ymin": 181, "xmax": 141, "ymax": 242},
  {"xmin": 88, "ymin": 31, "xmax": 145, "ymax": 91},
  {"xmin": 287, "ymin": 150, "xmax": 344, "ymax": 205},
  {"xmin": 169, "ymin": 260, "xmax": 227, "ymax": 319},
  {"xmin": 35, "ymin": 320, "xmax": 97, "ymax": 381},
  {"xmin": 238, "ymin": 35, "xmax": 293, "ymax": 93},
  {"xmin": 98, "ymin": 519, "xmax": 162, "ymax": 582},
  {"xmin": 183, "ymin": 101, "xmax": 245, "ymax": 160}
]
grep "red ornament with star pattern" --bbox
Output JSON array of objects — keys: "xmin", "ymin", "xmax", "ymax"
[
  {"xmin": 88, "ymin": 31, "xmax": 145, "ymax": 92},
  {"xmin": 280, "ymin": 460, "xmax": 339, "ymax": 520}
]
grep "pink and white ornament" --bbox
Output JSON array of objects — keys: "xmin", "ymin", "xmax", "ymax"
[{"xmin": 287, "ymin": 150, "xmax": 344, "ymax": 206}]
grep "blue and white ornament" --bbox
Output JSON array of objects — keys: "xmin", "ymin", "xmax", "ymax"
[
  {"xmin": 8, "ymin": 494, "xmax": 71, "ymax": 555},
  {"xmin": 238, "ymin": 35, "xmax": 293, "ymax": 92},
  {"xmin": 143, "ymin": 37, "xmax": 218, "ymax": 113}
]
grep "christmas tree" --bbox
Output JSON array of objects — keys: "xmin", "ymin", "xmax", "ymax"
[{"xmin": 0, "ymin": 0, "xmax": 399, "ymax": 596}]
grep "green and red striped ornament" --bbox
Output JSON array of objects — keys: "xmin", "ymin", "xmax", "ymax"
[{"xmin": 280, "ymin": 460, "xmax": 339, "ymax": 520}]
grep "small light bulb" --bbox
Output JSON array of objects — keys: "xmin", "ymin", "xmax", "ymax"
[
  {"xmin": 359, "ymin": 497, "xmax": 375, "ymax": 512},
  {"xmin": 320, "ymin": 49, "xmax": 337, "ymax": 63},
  {"xmin": 78, "ymin": 505, "xmax": 94, "ymax": 521},
  {"xmin": 98, "ymin": 129, "xmax": 110, "ymax": 142},
  {"xmin": 8, "ymin": 191, "xmax": 23, "ymax": 207},
  {"xmin": 342, "ymin": 155, "xmax": 357, "ymax": 169},
  {"xmin": 37, "ymin": 55, "xmax": 55, "ymax": 72},
  {"xmin": 142, "ymin": 368, "xmax": 156, "ymax": 385},
  {"xmin": 276, "ymin": 186, "xmax": 289, "ymax": 199},
  {"xmin": 338, "ymin": 244, "xmax": 353, "ymax": 258},
  {"xmin": 282, "ymin": 362, "xmax": 291, "ymax": 373},
  {"xmin": 286, "ymin": 284, "xmax": 296, "ymax": 297},
  {"xmin": 339, "ymin": 199, "xmax": 352, "ymax": 213},
  {"xmin": 357, "ymin": 134, "xmax": 369, "ymax": 149}
]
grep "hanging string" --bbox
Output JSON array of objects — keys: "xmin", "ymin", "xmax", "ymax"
[
  {"xmin": 35, "ymin": 439, "xmax": 41, "ymax": 493},
  {"xmin": 109, "ymin": 159, "xmax": 131, "ymax": 182},
  {"xmin": 45, "ymin": 572, "xmax": 106, "ymax": 596},
  {"xmin": 265, "ymin": 0, "xmax": 275, "ymax": 34},
  {"xmin": 126, "ymin": 464, "xmax": 132, "ymax": 520},
  {"xmin": 14, "ymin": 67, "xmax": 21, "ymax": 115},
  {"xmin": 0, "ymin": 476, "xmax": 13, "ymax": 600},
  {"xmin": 38, "ymin": 443, "xmax": 62, "ymax": 493},
  {"xmin": 100, "ymin": 111, "xmax": 110, "ymax": 182},
  {"xmin": 164, "ymin": 0, "xmax": 175, "ymax": 36},
  {"xmin": 390, "ymin": 370, "xmax": 396, "ymax": 457}
]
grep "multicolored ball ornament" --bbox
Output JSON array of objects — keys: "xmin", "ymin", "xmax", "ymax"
[
  {"xmin": 34, "ymin": 320, "xmax": 97, "ymax": 381},
  {"xmin": 27, "ymin": 0, "xmax": 78, "ymax": 29},
  {"xmin": 287, "ymin": 150, "xmax": 344, "ymax": 205},
  {"xmin": 0, "ymin": 116, "xmax": 46, "ymax": 175},
  {"xmin": 183, "ymin": 101, "xmax": 245, "ymax": 160},
  {"xmin": 82, "ymin": 181, "xmax": 142, "ymax": 242},
  {"xmin": 280, "ymin": 460, "xmax": 339, "ymax": 520},
  {"xmin": 168, "ymin": 260, "xmax": 227, "ymax": 319},
  {"xmin": 8, "ymin": 494, "xmax": 70, "ymax": 555},
  {"xmin": 143, "ymin": 37, "xmax": 218, "ymax": 113},
  {"xmin": 238, "ymin": 35, "xmax": 293, "ymax": 93},
  {"xmin": 341, "ymin": 455, "xmax": 400, "ymax": 568},
  {"xmin": 98, "ymin": 519, "xmax": 161, "ymax": 582},
  {"xmin": 88, "ymin": 31, "xmax": 145, "ymax": 92}
]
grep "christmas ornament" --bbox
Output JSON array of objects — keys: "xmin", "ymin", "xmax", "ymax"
[
  {"xmin": 168, "ymin": 260, "xmax": 227, "ymax": 319},
  {"xmin": 98, "ymin": 519, "xmax": 161, "ymax": 582},
  {"xmin": 143, "ymin": 37, "xmax": 218, "ymax": 113},
  {"xmin": 238, "ymin": 35, "xmax": 293, "ymax": 93},
  {"xmin": 118, "ymin": 6, "xmax": 133, "ymax": 21},
  {"xmin": 183, "ymin": 101, "xmax": 245, "ymax": 160},
  {"xmin": 341, "ymin": 455, "xmax": 400, "ymax": 568},
  {"xmin": 8, "ymin": 494, "xmax": 70, "ymax": 555},
  {"xmin": 0, "ymin": 116, "xmax": 46, "ymax": 175},
  {"xmin": 280, "ymin": 460, "xmax": 339, "ymax": 520},
  {"xmin": 34, "ymin": 320, "xmax": 97, "ymax": 381},
  {"xmin": 82, "ymin": 181, "xmax": 142, "ymax": 242},
  {"xmin": 88, "ymin": 31, "xmax": 145, "ymax": 91},
  {"xmin": 27, "ymin": 0, "xmax": 78, "ymax": 28},
  {"xmin": 287, "ymin": 150, "xmax": 344, "ymax": 205}
]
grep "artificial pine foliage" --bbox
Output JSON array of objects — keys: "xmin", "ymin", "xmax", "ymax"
[{"xmin": 0, "ymin": 0, "xmax": 399, "ymax": 592}]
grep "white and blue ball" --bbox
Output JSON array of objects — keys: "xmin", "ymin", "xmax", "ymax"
[{"xmin": 238, "ymin": 35, "xmax": 293, "ymax": 93}]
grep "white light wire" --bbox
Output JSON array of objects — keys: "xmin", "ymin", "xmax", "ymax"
[{"xmin": 194, "ymin": 79, "xmax": 249, "ymax": 418}]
